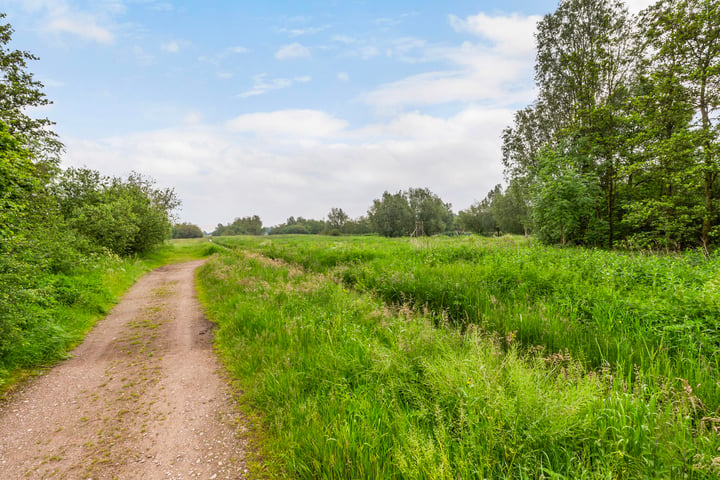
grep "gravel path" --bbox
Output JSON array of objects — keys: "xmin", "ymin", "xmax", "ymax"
[{"xmin": 0, "ymin": 260, "xmax": 248, "ymax": 479}]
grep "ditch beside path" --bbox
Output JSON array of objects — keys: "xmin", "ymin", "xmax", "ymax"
[{"xmin": 0, "ymin": 260, "xmax": 248, "ymax": 479}]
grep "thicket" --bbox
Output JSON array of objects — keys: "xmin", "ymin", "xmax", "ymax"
[{"xmin": 199, "ymin": 239, "xmax": 720, "ymax": 478}]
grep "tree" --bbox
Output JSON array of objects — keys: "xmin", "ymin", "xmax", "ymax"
[
  {"xmin": 407, "ymin": 187, "xmax": 455, "ymax": 235},
  {"xmin": 0, "ymin": 14, "xmax": 62, "ymax": 163},
  {"xmin": 56, "ymin": 168, "xmax": 180, "ymax": 255},
  {"xmin": 172, "ymin": 223, "xmax": 204, "ymax": 239},
  {"xmin": 213, "ymin": 215, "xmax": 264, "ymax": 236},
  {"xmin": 531, "ymin": 144, "xmax": 604, "ymax": 245},
  {"xmin": 327, "ymin": 207, "xmax": 349, "ymax": 231},
  {"xmin": 638, "ymin": 0, "xmax": 720, "ymax": 250},
  {"xmin": 368, "ymin": 191, "xmax": 414, "ymax": 237},
  {"xmin": 457, "ymin": 199, "xmax": 496, "ymax": 234},
  {"xmin": 533, "ymin": 0, "xmax": 634, "ymax": 246},
  {"xmin": 343, "ymin": 215, "xmax": 373, "ymax": 235},
  {"xmin": 0, "ymin": 122, "xmax": 38, "ymax": 238}
]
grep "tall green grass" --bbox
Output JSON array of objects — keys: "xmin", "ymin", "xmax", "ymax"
[
  {"xmin": 198, "ymin": 246, "xmax": 720, "ymax": 478},
  {"xmin": 214, "ymin": 235, "xmax": 720, "ymax": 410},
  {"xmin": 0, "ymin": 237, "xmax": 213, "ymax": 393}
]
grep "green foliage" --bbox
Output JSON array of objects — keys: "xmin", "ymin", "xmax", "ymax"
[
  {"xmin": 56, "ymin": 168, "xmax": 179, "ymax": 255},
  {"xmin": 213, "ymin": 215, "xmax": 264, "ymax": 236},
  {"xmin": 326, "ymin": 207, "xmax": 348, "ymax": 231},
  {"xmin": 0, "ymin": 122, "xmax": 37, "ymax": 236},
  {"xmin": 199, "ymin": 237, "xmax": 720, "ymax": 478},
  {"xmin": 341, "ymin": 215, "xmax": 374, "ymax": 235},
  {"xmin": 172, "ymin": 222, "xmax": 204, "ymax": 239},
  {"xmin": 0, "ymin": 13, "xmax": 62, "ymax": 162},
  {"xmin": 502, "ymin": 0, "xmax": 720, "ymax": 249},
  {"xmin": 368, "ymin": 187, "xmax": 453, "ymax": 237},
  {"xmin": 368, "ymin": 190, "xmax": 414, "ymax": 237},
  {"xmin": 268, "ymin": 216, "xmax": 324, "ymax": 235},
  {"xmin": 458, "ymin": 184, "xmax": 529, "ymax": 236},
  {"xmin": 456, "ymin": 197, "xmax": 495, "ymax": 234},
  {"xmin": 531, "ymin": 145, "xmax": 605, "ymax": 244},
  {"xmin": 407, "ymin": 187, "xmax": 455, "ymax": 235}
]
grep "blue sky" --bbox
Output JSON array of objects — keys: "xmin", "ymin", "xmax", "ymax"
[{"xmin": 3, "ymin": 0, "xmax": 653, "ymax": 230}]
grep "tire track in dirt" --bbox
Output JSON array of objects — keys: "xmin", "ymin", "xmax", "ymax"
[{"xmin": 0, "ymin": 260, "xmax": 248, "ymax": 479}]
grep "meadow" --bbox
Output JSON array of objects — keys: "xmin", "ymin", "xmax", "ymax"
[{"xmin": 200, "ymin": 235, "xmax": 720, "ymax": 478}]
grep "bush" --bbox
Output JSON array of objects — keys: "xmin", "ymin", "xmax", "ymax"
[{"xmin": 172, "ymin": 222, "xmax": 203, "ymax": 239}]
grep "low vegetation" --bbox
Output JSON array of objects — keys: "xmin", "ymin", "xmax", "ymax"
[{"xmin": 199, "ymin": 235, "xmax": 720, "ymax": 478}]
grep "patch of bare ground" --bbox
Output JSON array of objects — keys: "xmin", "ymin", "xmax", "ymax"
[{"xmin": 0, "ymin": 260, "xmax": 248, "ymax": 479}]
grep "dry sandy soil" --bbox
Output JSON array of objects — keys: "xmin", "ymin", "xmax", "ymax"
[{"xmin": 0, "ymin": 260, "xmax": 248, "ymax": 479}]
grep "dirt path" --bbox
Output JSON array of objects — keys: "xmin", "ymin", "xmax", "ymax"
[{"xmin": 0, "ymin": 260, "xmax": 248, "ymax": 479}]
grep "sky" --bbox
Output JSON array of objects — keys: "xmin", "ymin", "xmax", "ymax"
[{"xmin": 2, "ymin": 0, "xmax": 655, "ymax": 230}]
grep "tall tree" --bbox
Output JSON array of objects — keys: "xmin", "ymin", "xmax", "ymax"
[
  {"xmin": 327, "ymin": 207, "xmax": 349, "ymax": 231},
  {"xmin": 639, "ymin": 0, "xmax": 720, "ymax": 250},
  {"xmin": 0, "ymin": 13, "xmax": 62, "ymax": 163},
  {"xmin": 368, "ymin": 191, "xmax": 414, "ymax": 237},
  {"xmin": 531, "ymin": 0, "xmax": 635, "ymax": 246},
  {"xmin": 406, "ymin": 187, "xmax": 455, "ymax": 235}
]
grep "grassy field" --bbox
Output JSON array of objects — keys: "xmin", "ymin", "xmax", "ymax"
[
  {"xmin": 200, "ymin": 235, "xmax": 720, "ymax": 478},
  {"xmin": 0, "ymin": 238, "xmax": 214, "ymax": 394}
]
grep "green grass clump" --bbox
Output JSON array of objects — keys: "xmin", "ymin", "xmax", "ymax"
[
  {"xmin": 0, "ymin": 237, "xmax": 212, "ymax": 393},
  {"xmin": 198, "ymin": 247, "xmax": 720, "ymax": 479}
]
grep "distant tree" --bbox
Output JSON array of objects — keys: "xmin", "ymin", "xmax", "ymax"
[
  {"xmin": 343, "ymin": 215, "xmax": 374, "ymax": 235},
  {"xmin": 407, "ymin": 187, "xmax": 455, "ymax": 235},
  {"xmin": 213, "ymin": 215, "xmax": 263, "ymax": 236},
  {"xmin": 368, "ymin": 191, "xmax": 415, "ymax": 237},
  {"xmin": 490, "ymin": 182, "xmax": 529, "ymax": 235},
  {"xmin": 327, "ymin": 207, "xmax": 349, "ymax": 231},
  {"xmin": 172, "ymin": 223, "xmax": 203, "ymax": 239},
  {"xmin": 268, "ymin": 216, "xmax": 326, "ymax": 235},
  {"xmin": 457, "ymin": 200, "xmax": 495, "ymax": 234}
]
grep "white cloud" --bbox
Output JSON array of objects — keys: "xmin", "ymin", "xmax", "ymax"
[
  {"xmin": 46, "ymin": 16, "xmax": 114, "ymax": 43},
  {"xmin": 12, "ymin": 0, "xmax": 116, "ymax": 44},
  {"xmin": 337, "ymin": 72, "xmax": 349, "ymax": 82},
  {"xmin": 161, "ymin": 40, "xmax": 181, "ymax": 53},
  {"xmin": 62, "ymin": 105, "xmax": 509, "ymax": 229},
  {"xmin": 225, "ymin": 109, "xmax": 347, "ymax": 138},
  {"xmin": 449, "ymin": 13, "xmax": 540, "ymax": 56},
  {"xmin": 227, "ymin": 46, "xmax": 249, "ymax": 54},
  {"xmin": 276, "ymin": 25, "xmax": 329, "ymax": 37},
  {"xmin": 275, "ymin": 42, "xmax": 311, "ymax": 60},
  {"xmin": 237, "ymin": 74, "xmax": 311, "ymax": 98},
  {"xmin": 364, "ymin": 13, "xmax": 539, "ymax": 110},
  {"xmin": 198, "ymin": 46, "xmax": 250, "ymax": 66}
]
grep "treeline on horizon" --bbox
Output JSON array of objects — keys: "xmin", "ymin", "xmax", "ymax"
[{"xmin": 206, "ymin": 0, "xmax": 720, "ymax": 252}]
